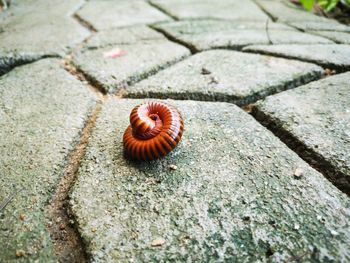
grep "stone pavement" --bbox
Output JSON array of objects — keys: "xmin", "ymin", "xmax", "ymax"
[{"xmin": 0, "ymin": 0, "xmax": 349, "ymax": 262}]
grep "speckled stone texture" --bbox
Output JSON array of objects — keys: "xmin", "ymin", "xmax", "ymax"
[
  {"xmin": 309, "ymin": 31, "xmax": 350, "ymax": 44},
  {"xmin": 70, "ymin": 99, "xmax": 350, "ymax": 262},
  {"xmin": 73, "ymin": 40, "xmax": 190, "ymax": 94},
  {"xmin": 76, "ymin": 0, "xmax": 171, "ymax": 30},
  {"xmin": 127, "ymin": 50, "xmax": 323, "ymax": 105},
  {"xmin": 153, "ymin": 20, "xmax": 332, "ymax": 51},
  {"xmin": 150, "ymin": 0, "xmax": 268, "ymax": 21},
  {"xmin": 244, "ymin": 44, "xmax": 350, "ymax": 70},
  {"xmin": 253, "ymin": 72, "xmax": 350, "ymax": 194},
  {"xmin": 0, "ymin": 59, "xmax": 96, "ymax": 262},
  {"xmin": 85, "ymin": 26, "xmax": 166, "ymax": 49},
  {"xmin": 0, "ymin": 0, "xmax": 89, "ymax": 75}
]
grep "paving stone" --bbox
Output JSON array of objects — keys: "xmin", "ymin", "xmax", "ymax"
[
  {"xmin": 309, "ymin": 31, "xmax": 350, "ymax": 44},
  {"xmin": 76, "ymin": 0, "xmax": 171, "ymax": 31},
  {"xmin": 127, "ymin": 50, "xmax": 323, "ymax": 105},
  {"xmin": 256, "ymin": 0, "xmax": 350, "ymax": 32},
  {"xmin": 70, "ymin": 99, "xmax": 350, "ymax": 262},
  {"xmin": 288, "ymin": 21, "xmax": 350, "ymax": 32},
  {"xmin": 73, "ymin": 40, "xmax": 190, "ymax": 93},
  {"xmin": 153, "ymin": 19, "xmax": 333, "ymax": 51},
  {"xmin": 253, "ymin": 72, "xmax": 350, "ymax": 194},
  {"xmin": 0, "ymin": 0, "xmax": 89, "ymax": 75},
  {"xmin": 0, "ymin": 59, "xmax": 97, "ymax": 261},
  {"xmin": 85, "ymin": 26, "xmax": 166, "ymax": 49},
  {"xmin": 150, "ymin": 0, "xmax": 268, "ymax": 21},
  {"xmin": 244, "ymin": 44, "xmax": 350, "ymax": 71}
]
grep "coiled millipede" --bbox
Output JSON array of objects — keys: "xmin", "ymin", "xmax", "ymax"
[{"xmin": 123, "ymin": 102, "xmax": 184, "ymax": 160}]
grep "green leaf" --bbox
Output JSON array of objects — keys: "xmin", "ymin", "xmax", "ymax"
[
  {"xmin": 300, "ymin": 0, "xmax": 315, "ymax": 10},
  {"xmin": 317, "ymin": 0, "xmax": 339, "ymax": 12}
]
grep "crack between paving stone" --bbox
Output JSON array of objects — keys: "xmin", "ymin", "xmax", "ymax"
[
  {"xmin": 147, "ymin": 0, "xmax": 179, "ymax": 21},
  {"xmin": 122, "ymin": 69, "xmax": 323, "ymax": 106},
  {"xmin": 63, "ymin": 56, "xmax": 107, "ymax": 98},
  {"xmin": 252, "ymin": 0, "xmax": 278, "ymax": 22},
  {"xmin": 45, "ymin": 103, "xmax": 102, "ymax": 263},
  {"xmin": 72, "ymin": 0, "xmax": 97, "ymax": 33},
  {"xmin": 149, "ymin": 25, "xmax": 199, "ymax": 54},
  {"xmin": 73, "ymin": 13, "xmax": 97, "ymax": 33},
  {"xmin": 251, "ymin": 106, "xmax": 350, "ymax": 196},
  {"xmin": 0, "ymin": 54, "xmax": 60, "ymax": 77}
]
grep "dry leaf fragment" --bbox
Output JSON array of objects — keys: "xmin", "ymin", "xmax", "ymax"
[{"xmin": 103, "ymin": 48, "xmax": 126, "ymax": 58}]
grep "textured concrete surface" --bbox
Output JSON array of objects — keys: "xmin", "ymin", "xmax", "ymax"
[
  {"xmin": 1, "ymin": 0, "xmax": 350, "ymax": 261},
  {"xmin": 76, "ymin": 0, "xmax": 171, "ymax": 30},
  {"xmin": 153, "ymin": 20, "xmax": 332, "ymax": 51},
  {"xmin": 127, "ymin": 50, "xmax": 323, "ymax": 105},
  {"xmin": 0, "ymin": 0, "xmax": 89, "ymax": 75},
  {"xmin": 253, "ymin": 73, "xmax": 350, "ymax": 194},
  {"xmin": 73, "ymin": 40, "xmax": 190, "ymax": 93},
  {"xmin": 85, "ymin": 26, "xmax": 166, "ymax": 49},
  {"xmin": 0, "ymin": 59, "xmax": 96, "ymax": 261},
  {"xmin": 256, "ymin": 0, "xmax": 350, "ymax": 32},
  {"xmin": 150, "ymin": 0, "xmax": 268, "ymax": 21},
  {"xmin": 244, "ymin": 44, "xmax": 350, "ymax": 70},
  {"xmin": 309, "ymin": 31, "xmax": 350, "ymax": 44},
  {"xmin": 70, "ymin": 99, "xmax": 350, "ymax": 262}
]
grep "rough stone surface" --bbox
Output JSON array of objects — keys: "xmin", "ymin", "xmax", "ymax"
[
  {"xmin": 127, "ymin": 50, "xmax": 323, "ymax": 105},
  {"xmin": 85, "ymin": 26, "xmax": 166, "ymax": 49},
  {"xmin": 0, "ymin": 59, "xmax": 97, "ymax": 261},
  {"xmin": 253, "ymin": 73, "xmax": 350, "ymax": 194},
  {"xmin": 150, "ymin": 0, "xmax": 268, "ymax": 21},
  {"xmin": 70, "ymin": 99, "xmax": 350, "ymax": 262},
  {"xmin": 309, "ymin": 31, "xmax": 350, "ymax": 44},
  {"xmin": 76, "ymin": 0, "xmax": 171, "ymax": 31},
  {"xmin": 73, "ymin": 40, "xmax": 190, "ymax": 93},
  {"xmin": 244, "ymin": 44, "xmax": 350, "ymax": 70},
  {"xmin": 0, "ymin": 0, "xmax": 90, "ymax": 75},
  {"xmin": 154, "ymin": 19, "xmax": 332, "ymax": 51},
  {"xmin": 256, "ymin": 0, "xmax": 350, "ymax": 32}
]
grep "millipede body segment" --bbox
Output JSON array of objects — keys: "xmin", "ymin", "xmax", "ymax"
[{"xmin": 123, "ymin": 102, "xmax": 184, "ymax": 160}]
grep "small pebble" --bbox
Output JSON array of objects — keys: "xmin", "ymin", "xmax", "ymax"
[
  {"xmin": 151, "ymin": 238, "xmax": 165, "ymax": 247},
  {"xmin": 201, "ymin": 67, "xmax": 211, "ymax": 75},
  {"xmin": 169, "ymin": 164, "xmax": 177, "ymax": 170},
  {"xmin": 19, "ymin": 214, "xmax": 26, "ymax": 221},
  {"xmin": 294, "ymin": 168, "xmax": 304, "ymax": 179}
]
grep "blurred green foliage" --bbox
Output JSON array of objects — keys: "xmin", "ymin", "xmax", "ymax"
[{"xmin": 300, "ymin": 0, "xmax": 350, "ymax": 12}]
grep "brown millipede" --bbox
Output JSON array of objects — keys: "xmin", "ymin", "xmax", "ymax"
[{"xmin": 123, "ymin": 102, "xmax": 184, "ymax": 161}]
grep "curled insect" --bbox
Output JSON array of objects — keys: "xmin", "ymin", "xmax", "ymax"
[{"xmin": 123, "ymin": 102, "xmax": 184, "ymax": 160}]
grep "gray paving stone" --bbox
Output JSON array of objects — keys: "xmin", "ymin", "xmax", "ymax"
[
  {"xmin": 0, "ymin": 0, "xmax": 89, "ymax": 75},
  {"xmin": 153, "ymin": 19, "xmax": 332, "ymax": 51},
  {"xmin": 309, "ymin": 31, "xmax": 350, "ymax": 44},
  {"xmin": 127, "ymin": 50, "xmax": 323, "ymax": 105},
  {"xmin": 0, "ymin": 59, "xmax": 97, "ymax": 261},
  {"xmin": 85, "ymin": 26, "xmax": 166, "ymax": 49},
  {"xmin": 244, "ymin": 44, "xmax": 350, "ymax": 70},
  {"xmin": 150, "ymin": 0, "xmax": 268, "ymax": 21},
  {"xmin": 253, "ymin": 72, "xmax": 350, "ymax": 194},
  {"xmin": 76, "ymin": 0, "xmax": 171, "ymax": 31},
  {"xmin": 256, "ymin": 0, "xmax": 350, "ymax": 32},
  {"xmin": 70, "ymin": 99, "xmax": 350, "ymax": 262},
  {"xmin": 73, "ymin": 40, "xmax": 190, "ymax": 93},
  {"xmin": 288, "ymin": 21, "xmax": 350, "ymax": 32}
]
